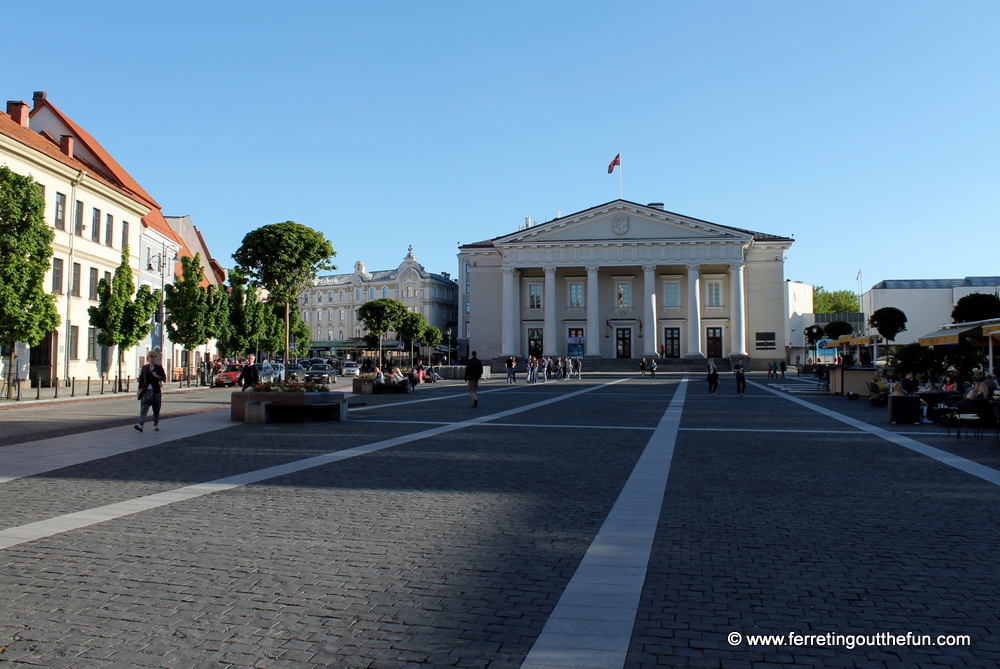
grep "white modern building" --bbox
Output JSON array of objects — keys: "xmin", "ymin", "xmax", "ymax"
[
  {"xmin": 861, "ymin": 277, "xmax": 1000, "ymax": 345},
  {"xmin": 457, "ymin": 200, "xmax": 793, "ymax": 367},
  {"xmin": 298, "ymin": 246, "xmax": 459, "ymax": 353},
  {"xmin": 785, "ymin": 280, "xmax": 814, "ymax": 362}
]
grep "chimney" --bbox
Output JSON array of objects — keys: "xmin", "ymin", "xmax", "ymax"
[
  {"xmin": 60, "ymin": 135, "xmax": 74, "ymax": 157},
  {"xmin": 647, "ymin": 202, "xmax": 665, "ymax": 210},
  {"xmin": 6, "ymin": 101, "xmax": 30, "ymax": 127},
  {"xmin": 32, "ymin": 91, "xmax": 47, "ymax": 111}
]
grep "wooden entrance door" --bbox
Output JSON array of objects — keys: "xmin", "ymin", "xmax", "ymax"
[{"xmin": 706, "ymin": 327, "xmax": 723, "ymax": 358}]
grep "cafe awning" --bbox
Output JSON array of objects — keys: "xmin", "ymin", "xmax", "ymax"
[{"xmin": 918, "ymin": 325, "xmax": 981, "ymax": 347}]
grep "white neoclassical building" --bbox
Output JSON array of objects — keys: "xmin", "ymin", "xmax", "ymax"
[{"xmin": 457, "ymin": 200, "xmax": 793, "ymax": 367}]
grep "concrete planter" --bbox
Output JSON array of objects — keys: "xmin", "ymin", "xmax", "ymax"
[
  {"xmin": 230, "ymin": 391, "xmax": 342, "ymax": 422},
  {"xmin": 353, "ymin": 378, "xmax": 374, "ymax": 394}
]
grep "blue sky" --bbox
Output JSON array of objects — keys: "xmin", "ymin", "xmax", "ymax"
[{"xmin": 7, "ymin": 2, "xmax": 998, "ymax": 293}]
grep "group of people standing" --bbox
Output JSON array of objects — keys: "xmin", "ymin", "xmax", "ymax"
[{"xmin": 504, "ymin": 356, "xmax": 583, "ymax": 384}]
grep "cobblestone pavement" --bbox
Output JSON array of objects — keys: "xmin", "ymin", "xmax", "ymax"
[{"xmin": 0, "ymin": 374, "xmax": 999, "ymax": 667}]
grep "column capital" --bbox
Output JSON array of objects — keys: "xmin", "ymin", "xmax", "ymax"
[
  {"xmin": 641, "ymin": 263, "xmax": 657, "ymax": 273},
  {"xmin": 686, "ymin": 263, "xmax": 701, "ymax": 273},
  {"xmin": 543, "ymin": 265, "xmax": 557, "ymax": 275},
  {"xmin": 728, "ymin": 260, "xmax": 745, "ymax": 271},
  {"xmin": 501, "ymin": 266, "xmax": 516, "ymax": 276},
  {"xmin": 585, "ymin": 264, "xmax": 600, "ymax": 274}
]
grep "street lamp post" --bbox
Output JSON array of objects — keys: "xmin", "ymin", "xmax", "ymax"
[
  {"xmin": 446, "ymin": 327, "xmax": 452, "ymax": 365},
  {"xmin": 147, "ymin": 245, "xmax": 178, "ymax": 369}
]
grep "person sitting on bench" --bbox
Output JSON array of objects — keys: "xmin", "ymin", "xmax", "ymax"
[
  {"xmin": 372, "ymin": 367, "xmax": 385, "ymax": 387},
  {"xmin": 390, "ymin": 367, "xmax": 411, "ymax": 391}
]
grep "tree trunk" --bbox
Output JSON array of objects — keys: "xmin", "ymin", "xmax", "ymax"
[{"xmin": 284, "ymin": 301, "xmax": 290, "ymax": 364}]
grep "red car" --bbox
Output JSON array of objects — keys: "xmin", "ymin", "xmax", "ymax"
[{"xmin": 214, "ymin": 364, "xmax": 244, "ymax": 387}]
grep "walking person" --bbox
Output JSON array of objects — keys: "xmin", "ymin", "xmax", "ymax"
[
  {"xmin": 649, "ymin": 358, "xmax": 657, "ymax": 378},
  {"xmin": 238, "ymin": 354, "xmax": 260, "ymax": 390},
  {"xmin": 640, "ymin": 358, "xmax": 648, "ymax": 377},
  {"xmin": 707, "ymin": 358, "xmax": 719, "ymax": 395},
  {"xmin": 779, "ymin": 360, "xmax": 786, "ymax": 378},
  {"xmin": 505, "ymin": 356, "xmax": 516, "ymax": 384},
  {"xmin": 733, "ymin": 358, "xmax": 747, "ymax": 396},
  {"xmin": 135, "ymin": 352, "xmax": 167, "ymax": 432},
  {"xmin": 466, "ymin": 350, "xmax": 484, "ymax": 408}
]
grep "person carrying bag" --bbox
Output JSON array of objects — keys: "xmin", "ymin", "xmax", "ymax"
[{"xmin": 135, "ymin": 352, "xmax": 167, "ymax": 432}]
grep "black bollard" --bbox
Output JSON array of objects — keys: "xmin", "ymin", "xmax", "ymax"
[
  {"xmin": 71, "ymin": 377, "xmax": 76, "ymax": 397},
  {"xmin": 54, "ymin": 377, "xmax": 59, "ymax": 398},
  {"xmin": 86, "ymin": 377, "xmax": 91, "ymax": 396}
]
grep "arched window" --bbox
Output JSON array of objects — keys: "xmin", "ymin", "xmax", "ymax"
[
  {"xmin": 369, "ymin": 287, "xmax": 375, "ymax": 300},
  {"xmin": 355, "ymin": 289, "xmax": 361, "ymax": 301},
  {"xmin": 340, "ymin": 289, "xmax": 346, "ymax": 302},
  {"xmin": 328, "ymin": 290, "xmax": 334, "ymax": 302},
  {"xmin": 382, "ymin": 286, "xmax": 388, "ymax": 298},
  {"xmin": 317, "ymin": 293, "xmax": 322, "ymax": 303}
]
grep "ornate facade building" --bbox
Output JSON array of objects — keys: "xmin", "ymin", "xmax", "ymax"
[
  {"xmin": 457, "ymin": 200, "xmax": 793, "ymax": 366},
  {"xmin": 298, "ymin": 247, "xmax": 459, "ymax": 353}
]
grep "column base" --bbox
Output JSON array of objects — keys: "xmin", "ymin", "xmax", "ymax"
[{"xmin": 685, "ymin": 353, "xmax": 706, "ymax": 359}]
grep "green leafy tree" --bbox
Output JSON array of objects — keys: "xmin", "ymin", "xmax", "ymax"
[
  {"xmin": 396, "ymin": 311, "xmax": 428, "ymax": 368},
  {"xmin": 356, "ymin": 298, "xmax": 408, "ymax": 364},
  {"xmin": 951, "ymin": 293, "xmax": 1000, "ymax": 323},
  {"xmin": 803, "ymin": 324, "xmax": 825, "ymax": 346},
  {"xmin": 87, "ymin": 245, "xmax": 160, "ymax": 387},
  {"xmin": 232, "ymin": 222, "xmax": 336, "ymax": 363},
  {"xmin": 868, "ymin": 307, "xmax": 908, "ymax": 342},
  {"xmin": 164, "ymin": 254, "xmax": 209, "ymax": 378},
  {"xmin": 823, "ymin": 320, "xmax": 854, "ymax": 339},
  {"xmin": 0, "ymin": 167, "xmax": 60, "ymax": 397},
  {"xmin": 205, "ymin": 283, "xmax": 230, "ymax": 361},
  {"xmin": 813, "ymin": 286, "xmax": 859, "ymax": 314},
  {"xmin": 220, "ymin": 270, "xmax": 266, "ymax": 358},
  {"xmin": 422, "ymin": 325, "xmax": 442, "ymax": 364}
]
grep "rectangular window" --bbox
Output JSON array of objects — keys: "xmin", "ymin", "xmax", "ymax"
[
  {"xmin": 75, "ymin": 201, "xmax": 84, "ymax": 236},
  {"xmin": 91, "ymin": 208, "xmax": 101, "ymax": 241},
  {"xmin": 121, "ymin": 220, "xmax": 129, "ymax": 249},
  {"xmin": 569, "ymin": 283, "xmax": 583, "ymax": 308},
  {"xmin": 87, "ymin": 327, "xmax": 98, "ymax": 360},
  {"xmin": 339, "ymin": 309, "xmax": 344, "ymax": 321},
  {"xmin": 69, "ymin": 325, "xmax": 79, "ymax": 360},
  {"xmin": 465, "ymin": 301, "xmax": 470, "ymax": 313},
  {"xmin": 105, "ymin": 214, "xmax": 114, "ymax": 246},
  {"xmin": 707, "ymin": 281, "xmax": 722, "ymax": 307},
  {"xmin": 664, "ymin": 282, "xmax": 679, "ymax": 307},
  {"xmin": 71, "ymin": 263, "xmax": 81, "ymax": 297},
  {"xmin": 755, "ymin": 331, "xmax": 777, "ymax": 351},
  {"xmin": 55, "ymin": 193, "xmax": 66, "ymax": 230},
  {"xmin": 88, "ymin": 267, "xmax": 99, "ymax": 300},
  {"xmin": 104, "ymin": 271, "xmax": 111, "ymax": 284},
  {"xmin": 528, "ymin": 328, "xmax": 543, "ymax": 358},
  {"xmin": 616, "ymin": 282, "xmax": 631, "ymax": 307},
  {"xmin": 528, "ymin": 284, "xmax": 542, "ymax": 309},
  {"xmin": 51, "ymin": 258, "xmax": 64, "ymax": 294}
]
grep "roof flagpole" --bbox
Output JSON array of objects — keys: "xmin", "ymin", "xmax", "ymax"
[{"xmin": 619, "ymin": 151, "xmax": 623, "ymax": 200}]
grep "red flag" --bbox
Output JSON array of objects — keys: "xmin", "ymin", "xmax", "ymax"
[
  {"xmin": 639, "ymin": 319, "xmax": 643, "ymax": 334},
  {"xmin": 607, "ymin": 153, "xmax": 620, "ymax": 174}
]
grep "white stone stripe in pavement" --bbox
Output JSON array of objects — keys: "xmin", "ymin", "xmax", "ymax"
[
  {"xmin": 0, "ymin": 410, "xmax": 234, "ymax": 484},
  {"xmin": 521, "ymin": 377, "xmax": 688, "ymax": 669},
  {"xmin": 360, "ymin": 419, "xmax": 657, "ymax": 431},
  {"xmin": 0, "ymin": 377, "xmax": 629, "ymax": 551},
  {"xmin": 749, "ymin": 379, "xmax": 1000, "ymax": 487}
]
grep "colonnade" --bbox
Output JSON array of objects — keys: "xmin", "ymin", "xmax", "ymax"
[{"xmin": 500, "ymin": 262, "xmax": 748, "ymax": 359}]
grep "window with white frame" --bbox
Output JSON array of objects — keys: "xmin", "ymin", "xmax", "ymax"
[
  {"xmin": 355, "ymin": 288, "xmax": 361, "ymax": 301},
  {"xmin": 706, "ymin": 281, "xmax": 722, "ymax": 307},
  {"xmin": 328, "ymin": 290, "xmax": 334, "ymax": 302},
  {"xmin": 369, "ymin": 287, "xmax": 375, "ymax": 300},
  {"xmin": 615, "ymin": 281, "xmax": 631, "ymax": 308},
  {"xmin": 340, "ymin": 289, "xmax": 346, "ymax": 302},
  {"xmin": 339, "ymin": 309, "xmax": 344, "ymax": 321},
  {"xmin": 568, "ymin": 283, "xmax": 583, "ymax": 308},
  {"xmin": 663, "ymin": 281, "xmax": 680, "ymax": 307},
  {"xmin": 528, "ymin": 284, "xmax": 542, "ymax": 309},
  {"xmin": 382, "ymin": 286, "xmax": 388, "ymax": 298}
]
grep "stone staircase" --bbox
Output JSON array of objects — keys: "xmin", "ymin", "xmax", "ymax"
[{"xmin": 489, "ymin": 357, "xmax": 743, "ymax": 374}]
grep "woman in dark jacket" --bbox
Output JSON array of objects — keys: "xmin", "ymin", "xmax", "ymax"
[{"xmin": 135, "ymin": 352, "xmax": 167, "ymax": 432}]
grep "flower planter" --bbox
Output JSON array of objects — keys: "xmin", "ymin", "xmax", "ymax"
[
  {"xmin": 353, "ymin": 378, "xmax": 375, "ymax": 394},
  {"xmin": 230, "ymin": 391, "xmax": 343, "ymax": 422}
]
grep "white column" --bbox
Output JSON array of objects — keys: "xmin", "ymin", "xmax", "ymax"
[
  {"xmin": 643, "ymin": 264, "xmax": 657, "ymax": 356},
  {"xmin": 501, "ymin": 267, "xmax": 516, "ymax": 356},
  {"xmin": 585, "ymin": 265, "xmax": 601, "ymax": 357},
  {"xmin": 730, "ymin": 262, "xmax": 748, "ymax": 356},
  {"xmin": 543, "ymin": 266, "xmax": 557, "ymax": 356},
  {"xmin": 686, "ymin": 264, "xmax": 703, "ymax": 357}
]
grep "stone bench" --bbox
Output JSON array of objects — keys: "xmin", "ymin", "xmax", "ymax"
[{"xmin": 232, "ymin": 391, "xmax": 347, "ymax": 423}]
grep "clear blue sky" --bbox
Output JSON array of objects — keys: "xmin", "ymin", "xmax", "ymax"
[{"xmin": 7, "ymin": 2, "xmax": 998, "ymax": 294}]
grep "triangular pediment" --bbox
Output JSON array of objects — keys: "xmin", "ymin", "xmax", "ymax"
[{"xmin": 493, "ymin": 201, "xmax": 753, "ymax": 247}]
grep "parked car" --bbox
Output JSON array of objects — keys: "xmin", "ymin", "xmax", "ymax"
[
  {"xmin": 271, "ymin": 363, "xmax": 285, "ymax": 382},
  {"xmin": 341, "ymin": 361, "xmax": 360, "ymax": 377},
  {"xmin": 285, "ymin": 364, "xmax": 305, "ymax": 382},
  {"xmin": 304, "ymin": 364, "xmax": 336, "ymax": 384},
  {"xmin": 255, "ymin": 362, "xmax": 278, "ymax": 384},
  {"xmin": 214, "ymin": 364, "xmax": 245, "ymax": 387}
]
